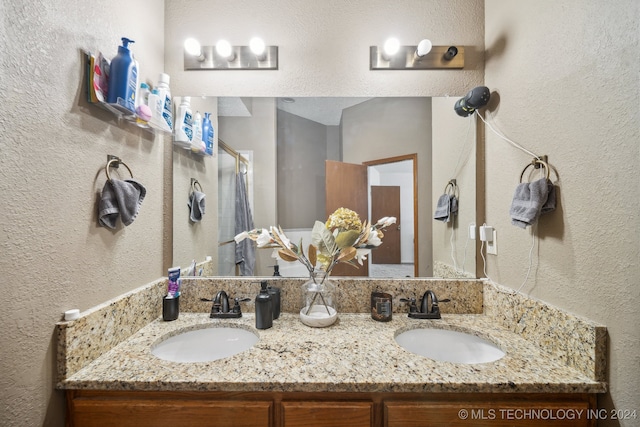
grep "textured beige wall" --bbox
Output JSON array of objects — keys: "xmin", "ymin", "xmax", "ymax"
[
  {"xmin": 165, "ymin": 0, "xmax": 484, "ymax": 97},
  {"xmin": 484, "ymin": 0, "xmax": 640, "ymax": 424},
  {"xmin": 432, "ymin": 97, "xmax": 477, "ymax": 276},
  {"xmin": 5, "ymin": 0, "xmax": 635, "ymax": 425},
  {"xmin": 0, "ymin": 1, "xmax": 166, "ymax": 426}
]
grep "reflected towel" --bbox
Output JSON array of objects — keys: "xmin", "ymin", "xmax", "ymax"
[
  {"xmin": 434, "ymin": 194, "xmax": 451, "ymax": 221},
  {"xmin": 510, "ymin": 178, "xmax": 549, "ymax": 228},
  {"xmin": 98, "ymin": 178, "xmax": 146, "ymax": 229},
  {"xmin": 188, "ymin": 190, "xmax": 206, "ymax": 222},
  {"xmin": 434, "ymin": 194, "xmax": 458, "ymax": 222},
  {"xmin": 450, "ymin": 195, "xmax": 459, "ymax": 218}
]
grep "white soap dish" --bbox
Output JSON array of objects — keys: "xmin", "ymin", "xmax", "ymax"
[{"xmin": 299, "ymin": 305, "xmax": 338, "ymax": 328}]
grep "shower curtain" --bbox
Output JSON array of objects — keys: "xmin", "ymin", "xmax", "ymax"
[{"xmin": 234, "ymin": 172, "xmax": 255, "ymax": 275}]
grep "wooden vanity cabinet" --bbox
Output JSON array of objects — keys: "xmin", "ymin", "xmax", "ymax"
[
  {"xmin": 281, "ymin": 400, "xmax": 373, "ymax": 427},
  {"xmin": 66, "ymin": 390, "xmax": 596, "ymax": 427},
  {"xmin": 66, "ymin": 391, "xmax": 273, "ymax": 427},
  {"xmin": 383, "ymin": 394, "xmax": 596, "ymax": 427}
]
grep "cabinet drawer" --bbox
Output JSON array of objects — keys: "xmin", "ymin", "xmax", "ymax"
[
  {"xmin": 282, "ymin": 401, "xmax": 373, "ymax": 427},
  {"xmin": 70, "ymin": 398, "xmax": 273, "ymax": 427},
  {"xmin": 384, "ymin": 400, "xmax": 592, "ymax": 427}
]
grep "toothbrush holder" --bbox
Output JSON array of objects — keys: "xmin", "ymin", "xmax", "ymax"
[{"xmin": 162, "ymin": 295, "xmax": 180, "ymax": 321}]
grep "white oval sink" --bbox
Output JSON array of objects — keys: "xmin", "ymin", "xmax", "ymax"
[
  {"xmin": 152, "ymin": 326, "xmax": 259, "ymax": 363},
  {"xmin": 395, "ymin": 328, "xmax": 505, "ymax": 364}
]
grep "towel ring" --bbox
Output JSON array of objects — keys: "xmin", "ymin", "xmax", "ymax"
[
  {"xmin": 105, "ymin": 158, "xmax": 133, "ymax": 182},
  {"xmin": 520, "ymin": 159, "xmax": 550, "ymax": 183},
  {"xmin": 444, "ymin": 179, "xmax": 458, "ymax": 197},
  {"xmin": 191, "ymin": 178, "xmax": 203, "ymax": 192}
]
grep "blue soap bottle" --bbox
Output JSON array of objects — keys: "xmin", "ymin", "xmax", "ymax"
[
  {"xmin": 202, "ymin": 112, "xmax": 214, "ymax": 156},
  {"xmin": 107, "ymin": 37, "xmax": 137, "ymax": 113}
]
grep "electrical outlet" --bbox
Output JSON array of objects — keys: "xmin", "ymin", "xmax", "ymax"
[{"xmin": 486, "ymin": 229, "xmax": 498, "ymax": 255}]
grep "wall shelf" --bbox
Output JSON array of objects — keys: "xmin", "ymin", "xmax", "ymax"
[{"xmin": 84, "ymin": 52, "xmax": 170, "ymax": 135}]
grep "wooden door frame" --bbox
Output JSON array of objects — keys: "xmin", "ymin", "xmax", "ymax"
[{"xmin": 363, "ymin": 154, "xmax": 418, "ymax": 277}]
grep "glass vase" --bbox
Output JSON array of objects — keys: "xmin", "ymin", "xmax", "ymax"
[{"xmin": 299, "ymin": 270, "xmax": 338, "ymax": 327}]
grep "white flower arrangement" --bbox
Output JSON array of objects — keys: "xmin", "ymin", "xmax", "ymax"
[{"xmin": 235, "ymin": 207, "xmax": 397, "ymax": 277}]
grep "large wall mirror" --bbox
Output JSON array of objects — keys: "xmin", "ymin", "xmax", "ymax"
[{"xmin": 172, "ymin": 97, "xmax": 477, "ymax": 279}]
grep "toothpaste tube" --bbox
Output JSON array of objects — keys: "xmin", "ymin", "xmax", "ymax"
[{"xmin": 167, "ymin": 266, "xmax": 181, "ymax": 298}]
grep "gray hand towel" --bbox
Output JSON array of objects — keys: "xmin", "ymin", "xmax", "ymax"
[
  {"xmin": 98, "ymin": 178, "xmax": 146, "ymax": 229},
  {"xmin": 433, "ymin": 193, "xmax": 451, "ymax": 222},
  {"xmin": 450, "ymin": 195, "xmax": 459, "ymax": 218},
  {"xmin": 541, "ymin": 180, "xmax": 557, "ymax": 215},
  {"xmin": 434, "ymin": 194, "xmax": 458, "ymax": 222},
  {"xmin": 98, "ymin": 181, "xmax": 120, "ymax": 229},
  {"xmin": 510, "ymin": 177, "xmax": 549, "ymax": 228},
  {"xmin": 188, "ymin": 191, "xmax": 206, "ymax": 222}
]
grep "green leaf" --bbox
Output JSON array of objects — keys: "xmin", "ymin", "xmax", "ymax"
[
  {"xmin": 311, "ymin": 221, "xmax": 337, "ymax": 254},
  {"xmin": 334, "ymin": 230, "xmax": 360, "ymax": 249}
]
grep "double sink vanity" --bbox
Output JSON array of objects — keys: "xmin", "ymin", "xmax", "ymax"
[{"xmin": 57, "ymin": 277, "xmax": 606, "ymax": 426}]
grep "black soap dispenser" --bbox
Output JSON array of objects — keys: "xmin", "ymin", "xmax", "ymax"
[
  {"xmin": 255, "ymin": 281, "xmax": 273, "ymax": 330},
  {"xmin": 268, "ymin": 285, "xmax": 281, "ymax": 320}
]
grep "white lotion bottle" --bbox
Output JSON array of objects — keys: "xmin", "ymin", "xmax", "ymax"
[
  {"xmin": 174, "ymin": 97, "xmax": 193, "ymax": 148},
  {"xmin": 191, "ymin": 111, "xmax": 205, "ymax": 153},
  {"xmin": 151, "ymin": 73, "xmax": 172, "ymax": 132}
]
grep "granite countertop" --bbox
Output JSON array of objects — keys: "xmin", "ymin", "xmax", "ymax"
[{"xmin": 60, "ymin": 312, "xmax": 605, "ymax": 394}]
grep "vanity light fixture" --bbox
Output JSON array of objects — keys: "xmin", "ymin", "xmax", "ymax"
[
  {"xmin": 382, "ymin": 37, "xmax": 401, "ymax": 60},
  {"xmin": 249, "ymin": 37, "xmax": 266, "ymax": 60},
  {"xmin": 184, "ymin": 38, "xmax": 205, "ymax": 61},
  {"xmin": 215, "ymin": 39, "xmax": 235, "ymax": 61},
  {"xmin": 184, "ymin": 37, "xmax": 278, "ymax": 70},
  {"xmin": 370, "ymin": 39, "xmax": 464, "ymax": 70},
  {"xmin": 414, "ymin": 39, "xmax": 433, "ymax": 59}
]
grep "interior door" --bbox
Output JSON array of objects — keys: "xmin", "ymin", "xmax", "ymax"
[
  {"xmin": 370, "ymin": 186, "xmax": 401, "ymax": 264},
  {"xmin": 325, "ymin": 160, "xmax": 369, "ymax": 277}
]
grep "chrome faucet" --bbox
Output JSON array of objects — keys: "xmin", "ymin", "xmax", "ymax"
[{"xmin": 201, "ymin": 291, "xmax": 249, "ymax": 318}]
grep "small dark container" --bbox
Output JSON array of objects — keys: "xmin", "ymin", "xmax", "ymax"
[
  {"xmin": 371, "ymin": 291, "xmax": 392, "ymax": 322},
  {"xmin": 268, "ymin": 286, "xmax": 281, "ymax": 320},
  {"xmin": 162, "ymin": 295, "xmax": 179, "ymax": 321}
]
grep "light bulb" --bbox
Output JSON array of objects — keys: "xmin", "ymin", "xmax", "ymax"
[
  {"xmin": 383, "ymin": 37, "xmax": 400, "ymax": 57},
  {"xmin": 184, "ymin": 38, "xmax": 202, "ymax": 56},
  {"xmin": 416, "ymin": 39, "xmax": 432, "ymax": 57},
  {"xmin": 443, "ymin": 46, "xmax": 458, "ymax": 60},
  {"xmin": 216, "ymin": 39, "xmax": 234, "ymax": 60},
  {"xmin": 249, "ymin": 37, "xmax": 266, "ymax": 56}
]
